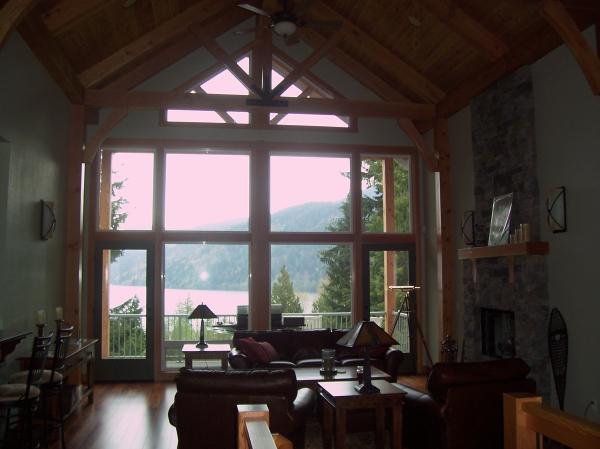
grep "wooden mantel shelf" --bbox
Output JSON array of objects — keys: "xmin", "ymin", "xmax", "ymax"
[{"xmin": 458, "ymin": 241, "xmax": 549, "ymax": 283}]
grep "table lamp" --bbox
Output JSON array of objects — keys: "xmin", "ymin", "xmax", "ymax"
[
  {"xmin": 189, "ymin": 303, "xmax": 217, "ymax": 348},
  {"xmin": 336, "ymin": 320, "xmax": 398, "ymax": 394}
]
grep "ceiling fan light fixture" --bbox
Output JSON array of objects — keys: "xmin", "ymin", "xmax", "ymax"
[{"xmin": 273, "ymin": 20, "xmax": 297, "ymax": 37}]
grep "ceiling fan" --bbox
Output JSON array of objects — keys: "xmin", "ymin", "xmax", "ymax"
[{"xmin": 237, "ymin": 0, "xmax": 341, "ymax": 44}]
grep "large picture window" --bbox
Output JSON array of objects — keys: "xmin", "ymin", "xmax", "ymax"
[{"xmin": 93, "ymin": 145, "xmax": 416, "ymax": 375}]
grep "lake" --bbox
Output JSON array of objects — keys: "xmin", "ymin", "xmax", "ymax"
[{"xmin": 109, "ymin": 285, "xmax": 317, "ymax": 315}]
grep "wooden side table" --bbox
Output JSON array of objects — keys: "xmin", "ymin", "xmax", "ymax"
[
  {"xmin": 318, "ymin": 379, "xmax": 405, "ymax": 449},
  {"xmin": 182, "ymin": 343, "xmax": 230, "ymax": 369}
]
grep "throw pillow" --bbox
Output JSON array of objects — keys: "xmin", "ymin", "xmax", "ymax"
[
  {"xmin": 237, "ymin": 337, "xmax": 270, "ymax": 364},
  {"xmin": 258, "ymin": 341, "xmax": 279, "ymax": 361}
]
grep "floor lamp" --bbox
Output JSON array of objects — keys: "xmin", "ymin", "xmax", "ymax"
[{"xmin": 388, "ymin": 285, "xmax": 433, "ymax": 367}]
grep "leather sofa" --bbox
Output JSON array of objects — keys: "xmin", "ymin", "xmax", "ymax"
[
  {"xmin": 228, "ymin": 329, "xmax": 403, "ymax": 378},
  {"xmin": 394, "ymin": 358, "xmax": 536, "ymax": 449},
  {"xmin": 168, "ymin": 368, "xmax": 316, "ymax": 449}
]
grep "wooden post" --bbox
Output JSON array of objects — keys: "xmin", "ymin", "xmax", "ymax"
[
  {"xmin": 250, "ymin": 149, "xmax": 270, "ymax": 330},
  {"xmin": 434, "ymin": 118, "xmax": 454, "ymax": 346},
  {"xmin": 351, "ymin": 151, "xmax": 363, "ymax": 323},
  {"xmin": 65, "ymin": 105, "xmax": 85, "ymax": 331},
  {"xmin": 503, "ymin": 393, "xmax": 542, "ymax": 449},
  {"xmin": 237, "ymin": 404, "xmax": 270, "ymax": 449},
  {"xmin": 383, "ymin": 158, "xmax": 396, "ymax": 332}
]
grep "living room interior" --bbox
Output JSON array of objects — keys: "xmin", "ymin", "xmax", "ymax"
[{"xmin": 1, "ymin": 1, "xmax": 599, "ymax": 448}]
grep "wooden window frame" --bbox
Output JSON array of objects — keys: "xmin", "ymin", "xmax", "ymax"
[{"xmin": 87, "ymin": 139, "xmax": 421, "ymax": 379}]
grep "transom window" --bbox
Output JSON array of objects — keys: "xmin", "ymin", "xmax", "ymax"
[{"xmin": 164, "ymin": 53, "xmax": 350, "ymax": 129}]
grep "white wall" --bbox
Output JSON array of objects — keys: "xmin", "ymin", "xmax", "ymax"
[
  {"xmin": 532, "ymin": 26, "xmax": 600, "ymax": 421},
  {"xmin": 447, "ymin": 25, "xmax": 600, "ymax": 420}
]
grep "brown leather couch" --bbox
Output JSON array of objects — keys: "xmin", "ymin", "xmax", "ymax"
[
  {"xmin": 168, "ymin": 368, "xmax": 316, "ymax": 449},
  {"xmin": 228, "ymin": 329, "xmax": 403, "ymax": 377},
  {"xmin": 394, "ymin": 358, "xmax": 536, "ymax": 449}
]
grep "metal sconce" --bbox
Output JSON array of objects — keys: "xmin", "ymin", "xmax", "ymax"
[
  {"xmin": 546, "ymin": 186, "xmax": 566, "ymax": 233},
  {"xmin": 40, "ymin": 200, "xmax": 56, "ymax": 240}
]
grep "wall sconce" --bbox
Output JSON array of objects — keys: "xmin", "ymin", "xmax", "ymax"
[
  {"xmin": 546, "ymin": 186, "xmax": 566, "ymax": 233},
  {"xmin": 40, "ymin": 200, "xmax": 56, "ymax": 240},
  {"xmin": 460, "ymin": 210, "xmax": 475, "ymax": 246}
]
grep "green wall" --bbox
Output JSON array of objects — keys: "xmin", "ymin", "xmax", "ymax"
[{"xmin": 0, "ymin": 33, "xmax": 70, "ymax": 379}]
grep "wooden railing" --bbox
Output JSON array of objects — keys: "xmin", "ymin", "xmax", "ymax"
[
  {"xmin": 504, "ymin": 393, "xmax": 600, "ymax": 449},
  {"xmin": 237, "ymin": 404, "xmax": 292, "ymax": 449}
]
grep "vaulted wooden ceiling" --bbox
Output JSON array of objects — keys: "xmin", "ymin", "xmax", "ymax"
[{"xmin": 4, "ymin": 0, "xmax": 600, "ymax": 127}]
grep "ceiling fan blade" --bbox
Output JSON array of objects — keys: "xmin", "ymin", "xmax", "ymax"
[
  {"xmin": 238, "ymin": 3, "xmax": 271, "ymax": 17},
  {"xmin": 302, "ymin": 19, "xmax": 342, "ymax": 31}
]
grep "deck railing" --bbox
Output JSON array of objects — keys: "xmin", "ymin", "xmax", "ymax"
[{"xmin": 107, "ymin": 310, "xmax": 410, "ymax": 360}]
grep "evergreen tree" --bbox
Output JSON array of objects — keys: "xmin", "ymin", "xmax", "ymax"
[
  {"xmin": 170, "ymin": 296, "xmax": 195, "ymax": 341},
  {"xmin": 110, "ymin": 175, "xmax": 128, "ymax": 262},
  {"xmin": 271, "ymin": 265, "xmax": 303, "ymax": 313},
  {"xmin": 109, "ymin": 295, "xmax": 146, "ymax": 357},
  {"xmin": 313, "ymin": 160, "xmax": 411, "ymax": 318}
]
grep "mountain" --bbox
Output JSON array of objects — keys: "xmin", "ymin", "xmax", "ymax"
[{"xmin": 109, "ymin": 201, "xmax": 344, "ymax": 293}]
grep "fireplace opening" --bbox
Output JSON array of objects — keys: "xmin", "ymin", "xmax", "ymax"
[{"xmin": 481, "ymin": 307, "xmax": 515, "ymax": 358}]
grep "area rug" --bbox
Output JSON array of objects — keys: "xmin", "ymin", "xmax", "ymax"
[{"xmin": 304, "ymin": 416, "xmax": 390, "ymax": 449}]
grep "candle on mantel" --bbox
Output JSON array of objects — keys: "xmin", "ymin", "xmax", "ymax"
[
  {"xmin": 56, "ymin": 307, "xmax": 63, "ymax": 321},
  {"xmin": 36, "ymin": 309, "xmax": 46, "ymax": 325}
]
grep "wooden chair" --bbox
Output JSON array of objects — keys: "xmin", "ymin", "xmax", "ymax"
[{"xmin": 0, "ymin": 334, "xmax": 54, "ymax": 449}]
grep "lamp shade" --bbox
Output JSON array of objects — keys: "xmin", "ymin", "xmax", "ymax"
[
  {"xmin": 188, "ymin": 304, "xmax": 217, "ymax": 320},
  {"xmin": 336, "ymin": 320, "xmax": 398, "ymax": 348}
]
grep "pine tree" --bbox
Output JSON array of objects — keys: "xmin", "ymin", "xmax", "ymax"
[
  {"xmin": 109, "ymin": 295, "xmax": 146, "ymax": 357},
  {"xmin": 313, "ymin": 160, "xmax": 411, "ymax": 318},
  {"xmin": 271, "ymin": 265, "xmax": 303, "ymax": 313}
]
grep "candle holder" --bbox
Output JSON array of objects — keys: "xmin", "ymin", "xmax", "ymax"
[{"xmin": 36, "ymin": 323, "xmax": 46, "ymax": 337}]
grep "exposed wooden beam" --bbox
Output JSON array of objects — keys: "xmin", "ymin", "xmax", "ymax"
[
  {"xmin": 79, "ymin": 0, "xmax": 239, "ymax": 88},
  {"xmin": 301, "ymin": 29, "xmax": 439, "ymax": 171},
  {"xmin": 437, "ymin": 21, "xmax": 562, "ymax": 118},
  {"xmin": 104, "ymin": 34, "xmax": 200, "ymax": 91},
  {"xmin": 40, "ymin": 0, "xmax": 104, "ymax": 35},
  {"xmin": 398, "ymin": 119, "xmax": 438, "ymax": 171},
  {"xmin": 85, "ymin": 89, "xmax": 436, "ymax": 120},
  {"xmin": 64, "ymin": 105, "xmax": 85, "ymax": 331},
  {"xmin": 271, "ymin": 87, "xmax": 313, "ymax": 124},
  {"xmin": 252, "ymin": 13, "xmax": 271, "ymax": 127},
  {"xmin": 195, "ymin": 37, "xmax": 263, "ymax": 97},
  {"xmin": 105, "ymin": 11, "xmax": 249, "ymax": 91},
  {"xmin": 434, "ymin": 118, "xmax": 454, "ymax": 343},
  {"xmin": 18, "ymin": 12, "xmax": 85, "ymax": 103},
  {"xmin": 420, "ymin": 0, "xmax": 509, "ymax": 60},
  {"xmin": 0, "ymin": 0, "xmax": 37, "ymax": 49},
  {"xmin": 312, "ymin": 0, "xmax": 445, "ymax": 103},
  {"xmin": 270, "ymin": 29, "xmax": 342, "ymax": 98},
  {"xmin": 542, "ymin": 0, "xmax": 600, "ymax": 94},
  {"xmin": 83, "ymin": 108, "xmax": 129, "ymax": 164},
  {"xmin": 172, "ymin": 42, "xmax": 256, "ymax": 94}
]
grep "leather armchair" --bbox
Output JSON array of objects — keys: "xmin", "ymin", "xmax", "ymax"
[
  {"xmin": 169, "ymin": 369, "xmax": 316, "ymax": 449},
  {"xmin": 394, "ymin": 358, "xmax": 536, "ymax": 449}
]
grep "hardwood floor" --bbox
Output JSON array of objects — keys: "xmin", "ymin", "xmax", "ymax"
[{"xmin": 58, "ymin": 382, "xmax": 178, "ymax": 449}]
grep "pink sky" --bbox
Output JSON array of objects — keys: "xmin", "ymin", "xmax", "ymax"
[{"xmin": 110, "ymin": 153, "xmax": 350, "ymax": 230}]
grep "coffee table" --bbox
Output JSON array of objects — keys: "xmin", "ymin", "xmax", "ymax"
[
  {"xmin": 318, "ymin": 379, "xmax": 405, "ymax": 449},
  {"xmin": 293, "ymin": 366, "xmax": 390, "ymax": 389},
  {"xmin": 182, "ymin": 343, "xmax": 230, "ymax": 369}
]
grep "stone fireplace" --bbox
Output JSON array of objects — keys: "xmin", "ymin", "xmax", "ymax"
[{"xmin": 462, "ymin": 66, "xmax": 550, "ymax": 399}]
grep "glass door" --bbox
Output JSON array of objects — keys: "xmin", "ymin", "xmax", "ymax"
[
  {"xmin": 94, "ymin": 243, "xmax": 154, "ymax": 381},
  {"xmin": 362, "ymin": 243, "xmax": 416, "ymax": 373}
]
